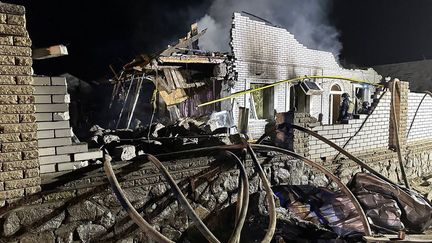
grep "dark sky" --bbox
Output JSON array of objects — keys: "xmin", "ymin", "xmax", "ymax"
[{"xmin": 6, "ymin": 0, "xmax": 432, "ymax": 81}]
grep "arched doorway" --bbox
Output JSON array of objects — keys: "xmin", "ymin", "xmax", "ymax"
[{"xmin": 329, "ymin": 84, "xmax": 343, "ymax": 124}]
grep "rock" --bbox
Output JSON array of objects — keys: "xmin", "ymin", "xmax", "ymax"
[
  {"xmin": 99, "ymin": 211, "xmax": 115, "ymax": 229},
  {"xmin": 3, "ymin": 212, "xmax": 20, "ymax": 236},
  {"xmin": 116, "ymin": 237, "xmax": 134, "ymax": 243},
  {"xmin": 55, "ymin": 222, "xmax": 79, "ymax": 243},
  {"xmin": 76, "ymin": 223, "xmax": 106, "ymax": 242},
  {"xmin": 114, "ymin": 145, "xmax": 136, "ymax": 161},
  {"xmin": 161, "ymin": 226, "xmax": 181, "ymax": 240},
  {"xmin": 216, "ymin": 191, "xmax": 228, "ymax": 203},
  {"xmin": 223, "ymin": 176, "xmax": 238, "ymax": 191},
  {"xmin": 150, "ymin": 184, "xmax": 167, "ymax": 197},
  {"xmin": 275, "ymin": 168, "xmax": 290, "ymax": 184},
  {"xmin": 67, "ymin": 200, "xmax": 105, "ymax": 222},
  {"xmin": 20, "ymin": 232, "xmax": 55, "ymax": 243},
  {"xmin": 103, "ymin": 134, "xmax": 120, "ymax": 144},
  {"xmin": 15, "ymin": 207, "xmax": 65, "ymax": 233}
]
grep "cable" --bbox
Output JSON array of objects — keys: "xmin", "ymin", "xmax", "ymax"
[
  {"xmin": 250, "ymin": 144, "xmax": 372, "ymax": 236},
  {"xmin": 103, "ymin": 154, "xmax": 174, "ymax": 243}
]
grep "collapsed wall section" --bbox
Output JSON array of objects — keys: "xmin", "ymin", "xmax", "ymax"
[
  {"xmin": 0, "ymin": 3, "xmax": 40, "ymax": 203},
  {"xmin": 33, "ymin": 76, "xmax": 102, "ymax": 173}
]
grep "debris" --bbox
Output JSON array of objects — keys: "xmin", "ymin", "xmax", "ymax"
[
  {"xmin": 348, "ymin": 173, "xmax": 432, "ymax": 233},
  {"xmin": 33, "ymin": 44, "xmax": 68, "ymax": 60},
  {"xmin": 114, "ymin": 145, "xmax": 136, "ymax": 161}
]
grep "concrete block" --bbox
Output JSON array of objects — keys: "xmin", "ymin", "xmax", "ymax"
[
  {"xmin": 51, "ymin": 77, "xmax": 66, "ymax": 86},
  {"xmin": 56, "ymin": 143, "xmax": 88, "ymax": 155},
  {"xmin": 34, "ymin": 95, "xmax": 51, "ymax": 104},
  {"xmin": 39, "ymin": 147, "xmax": 56, "ymax": 156},
  {"xmin": 57, "ymin": 161, "xmax": 88, "ymax": 171},
  {"xmin": 39, "ymin": 154, "xmax": 71, "ymax": 165},
  {"xmin": 33, "ymin": 76, "xmax": 50, "ymax": 86},
  {"xmin": 37, "ymin": 130, "xmax": 54, "ymax": 139},
  {"xmin": 37, "ymin": 121, "xmax": 70, "ymax": 130},
  {"xmin": 40, "ymin": 164, "xmax": 56, "ymax": 173},
  {"xmin": 35, "ymin": 103, "xmax": 68, "ymax": 113},
  {"xmin": 33, "ymin": 86, "xmax": 67, "ymax": 95},
  {"xmin": 53, "ymin": 111, "xmax": 69, "ymax": 121},
  {"xmin": 73, "ymin": 149, "xmax": 102, "ymax": 161},
  {"xmin": 52, "ymin": 94, "xmax": 70, "ymax": 103},
  {"xmin": 35, "ymin": 113, "xmax": 52, "ymax": 122},
  {"xmin": 38, "ymin": 137, "xmax": 72, "ymax": 148},
  {"xmin": 55, "ymin": 128, "xmax": 72, "ymax": 138}
]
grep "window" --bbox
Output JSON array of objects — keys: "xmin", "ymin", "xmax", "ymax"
[{"xmin": 250, "ymin": 83, "xmax": 274, "ymax": 119}]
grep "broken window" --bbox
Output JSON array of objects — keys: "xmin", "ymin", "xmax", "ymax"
[{"xmin": 250, "ymin": 83, "xmax": 274, "ymax": 119}]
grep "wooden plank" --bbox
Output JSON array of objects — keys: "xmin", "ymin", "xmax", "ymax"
[
  {"xmin": 170, "ymin": 69, "xmax": 182, "ymax": 88},
  {"xmin": 162, "ymin": 68, "xmax": 175, "ymax": 90}
]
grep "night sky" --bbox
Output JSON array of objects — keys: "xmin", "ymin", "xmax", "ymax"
[{"xmin": 6, "ymin": 0, "xmax": 432, "ymax": 81}]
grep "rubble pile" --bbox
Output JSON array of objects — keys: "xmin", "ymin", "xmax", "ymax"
[{"xmin": 89, "ymin": 115, "xmax": 232, "ymax": 162}]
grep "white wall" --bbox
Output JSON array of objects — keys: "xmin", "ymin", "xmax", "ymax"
[
  {"xmin": 230, "ymin": 13, "xmax": 381, "ymax": 138},
  {"xmin": 407, "ymin": 92, "xmax": 432, "ymax": 142}
]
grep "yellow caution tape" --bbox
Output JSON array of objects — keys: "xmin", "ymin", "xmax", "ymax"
[{"xmin": 197, "ymin": 75, "xmax": 383, "ymax": 107}]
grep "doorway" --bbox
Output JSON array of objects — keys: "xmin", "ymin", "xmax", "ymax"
[{"xmin": 329, "ymin": 84, "xmax": 343, "ymax": 124}]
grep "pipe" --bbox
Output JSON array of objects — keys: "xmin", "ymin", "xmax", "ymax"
[
  {"xmin": 250, "ymin": 144, "xmax": 372, "ymax": 236},
  {"xmin": 145, "ymin": 154, "xmax": 221, "ymax": 243},
  {"xmin": 247, "ymin": 144, "xmax": 277, "ymax": 243},
  {"xmin": 103, "ymin": 154, "xmax": 174, "ymax": 243}
]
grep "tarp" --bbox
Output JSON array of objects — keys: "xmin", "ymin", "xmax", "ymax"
[{"xmin": 348, "ymin": 173, "xmax": 432, "ymax": 233}]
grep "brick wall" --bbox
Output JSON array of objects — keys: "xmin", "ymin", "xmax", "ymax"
[
  {"xmin": 230, "ymin": 13, "xmax": 381, "ymax": 139},
  {"xmin": 407, "ymin": 91, "xmax": 432, "ymax": 142},
  {"xmin": 33, "ymin": 76, "xmax": 102, "ymax": 173},
  {"xmin": 309, "ymin": 89, "xmax": 391, "ymax": 160},
  {"xmin": 0, "ymin": 3, "xmax": 40, "ymax": 203}
]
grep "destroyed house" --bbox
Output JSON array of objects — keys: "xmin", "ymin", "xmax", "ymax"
[{"xmin": 2, "ymin": 3, "xmax": 432, "ymax": 242}]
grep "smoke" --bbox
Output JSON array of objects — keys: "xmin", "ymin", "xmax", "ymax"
[{"xmin": 197, "ymin": 0, "xmax": 342, "ymax": 57}]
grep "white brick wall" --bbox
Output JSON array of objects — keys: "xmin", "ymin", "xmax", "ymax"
[
  {"xmin": 309, "ymin": 91, "xmax": 391, "ymax": 160},
  {"xmin": 230, "ymin": 13, "xmax": 381, "ymax": 138},
  {"xmin": 407, "ymin": 92, "xmax": 432, "ymax": 142}
]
